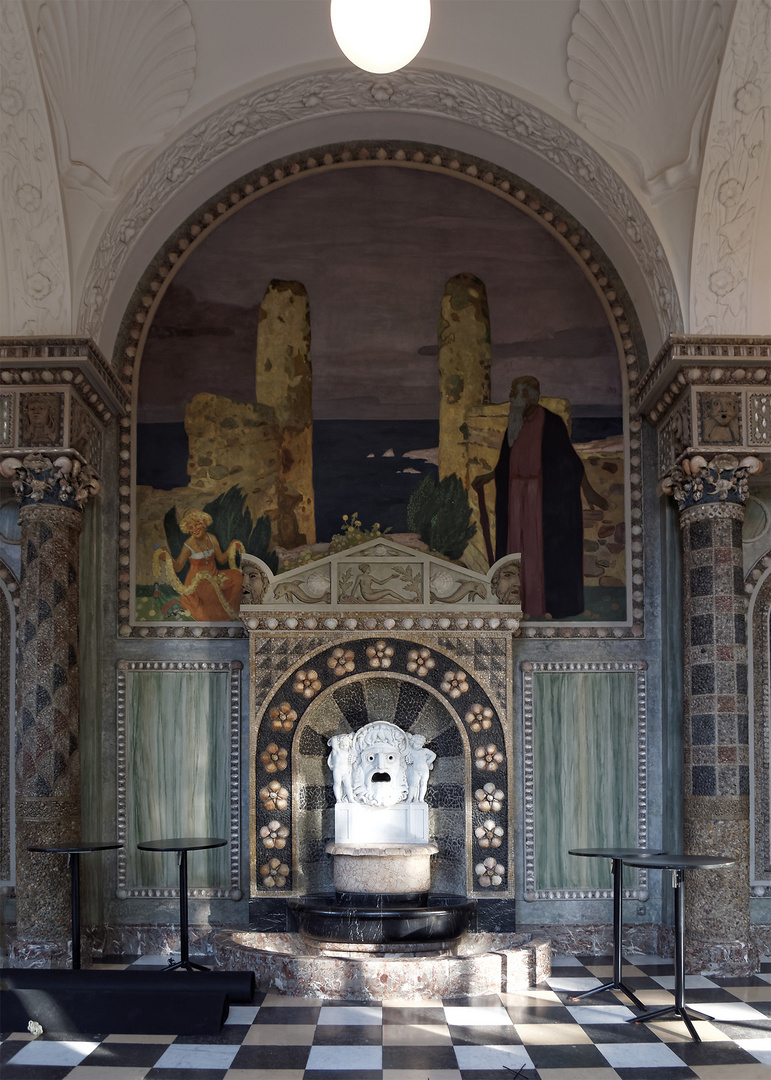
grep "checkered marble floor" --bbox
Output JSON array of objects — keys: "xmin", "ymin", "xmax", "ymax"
[{"xmin": 4, "ymin": 953, "xmax": 771, "ymax": 1079}]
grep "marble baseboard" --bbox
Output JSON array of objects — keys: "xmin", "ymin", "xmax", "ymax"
[
  {"xmin": 212, "ymin": 929, "xmax": 550, "ymax": 1000},
  {"xmin": 83, "ymin": 923, "xmax": 218, "ymax": 962}
]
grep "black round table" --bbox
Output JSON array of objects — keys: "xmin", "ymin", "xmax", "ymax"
[
  {"xmin": 136, "ymin": 837, "xmax": 226, "ymax": 972},
  {"xmin": 622, "ymin": 852, "xmax": 735, "ymax": 1041},
  {"xmin": 569, "ymin": 847, "xmax": 665, "ymax": 1010},
  {"xmin": 28, "ymin": 841, "xmax": 122, "ymax": 969}
]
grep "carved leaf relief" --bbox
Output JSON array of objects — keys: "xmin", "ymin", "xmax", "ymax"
[
  {"xmin": 36, "ymin": 0, "xmax": 196, "ymax": 201},
  {"xmin": 568, "ymin": 0, "xmax": 723, "ymax": 198},
  {"xmin": 0, "ymin": 0, "xmax": 69, "ymax": 334}
]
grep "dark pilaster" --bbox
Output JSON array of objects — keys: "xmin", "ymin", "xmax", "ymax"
[{"xmin": 663, "ymin": 452, "xmax": 762, "ymax": 973}]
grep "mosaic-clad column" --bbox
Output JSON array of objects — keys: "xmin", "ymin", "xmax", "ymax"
[
  {"xmin": 662, "ymin": 452, "xmax": 763, "ymax": 973},
  {"xmin": 0, "ymin": 454, "xmax": 99, "ymax": 952}
]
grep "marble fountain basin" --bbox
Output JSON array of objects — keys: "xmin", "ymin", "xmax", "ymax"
[{"xmin": 211, "ymin": 929, "xmax": 551, "ymax": 1000}]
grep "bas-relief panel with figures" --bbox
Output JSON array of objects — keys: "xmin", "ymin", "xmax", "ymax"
[{"xmin": 132, "ymin": 165, "xmax": 628, "ymax": 626}]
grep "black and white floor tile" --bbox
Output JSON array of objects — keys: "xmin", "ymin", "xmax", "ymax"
[{"xmin": 3, "ymin": 953, "xmax": 771, "ymax": 1079}]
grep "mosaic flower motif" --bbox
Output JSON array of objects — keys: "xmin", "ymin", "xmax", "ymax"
[
  {"xmin": 293, "ymin": 669, "xmax": 321, "ymax": 698},
  {"xmin": 259, "ymin": 820, "xmax": 290, "ymax": 850},
  {"xmin": 406, "ymin": 648, "xmax": 435, "ymax": 677},
  {"xmin": 441, "ymin": 670, "xmax": 469, "ymax": 698},
  {"xmin": 474, "ymin": 783, "xmax": 505, "ymax": 813},
  {"xmin": 475, "ymin": 819, "xmax": 504, "ymax": 849},
  {"xmin": 465, "ymin": 703, "xmax": 493, "ymax": 732},
  {"xmin": 474, "ymin": 744, "xmax": 504, "ymax": 772},
  {"xmin": 260, "ymin": 742, "xmax": 288, "ymax": 773},
  {"xmin": 475, "ymin": 858, "xmax": 505, "ymax": 887},
  {"xmin": 366, "ymin": 640, "xmax": 394, "ymax": 669},
  {"xmin": 260, "ymin": 857, "xmax": 290, "ymax": 887},
  {"xmin": 259, "ymin": 780, "xmax": 289, "ymax": 812},
  {"xmin": 327, "ymin": 647, "xmax": 355, "ymax": 676},
  {"xmin": 269, "ymin": 702, "xmax": 298, "ymax": 732}
]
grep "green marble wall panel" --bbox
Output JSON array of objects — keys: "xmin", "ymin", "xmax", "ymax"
[
  {"xmin": 117, "ymin": 662, "xmax": 240, "ymax": 896},
  {"xmin": 523, "ymin": 663, "xmax": 647, "ymax": 899}
]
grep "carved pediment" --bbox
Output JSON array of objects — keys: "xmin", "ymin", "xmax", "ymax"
[{"xmin": 240, "ymin": 539, "xmax": 521, "ymax": 618}]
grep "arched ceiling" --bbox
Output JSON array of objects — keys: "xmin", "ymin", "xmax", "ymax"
[{"xmin": 5, "ymin": 0, "xmax": 769, "ymax": 356}]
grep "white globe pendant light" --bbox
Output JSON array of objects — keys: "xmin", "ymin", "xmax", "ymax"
[{"xmin": 331, "ymin": 0, "xmax": 431, "ymax": 74}]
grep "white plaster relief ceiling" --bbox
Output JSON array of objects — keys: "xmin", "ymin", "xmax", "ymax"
[
  {"xmin": 691, "ymin": 0, "xmax": 771, "ymax": 335},
  {"xmin": 568, "ymin": 0, "xmax": 725, "ymax": 201},
  {"xmin": 78, "ymin": 68, "xmax": 683, "ymax": 356},
  {"xmin": 35, "ymin": 0, "xmax": 197, "ymax": 205},
  {"xmin": 1, "ymin": 0, "xmax": 70, "ymax": 334}
]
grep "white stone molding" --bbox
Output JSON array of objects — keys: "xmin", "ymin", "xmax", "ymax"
[
  {"xmin": 77, "ymin": 68, "xmax": 682, "ymax": 345},
  {"xmin": 568, "ymin": 0, "xmax": 723, "ymax": 201},
  {"xmin": 115, "ymin": 659, "xmax": 242, "ymax": 900},
  {"xmin": 521, "ymin": 660, "xmax": 649, "ymax": 902},
  {"xmin": 0, "ymin": 0, "xmax": 70, "ymax": 335},
  {"xmin": 240, "ymin": 540, "xmax": 521, "ymax": 618},
  {"xmin": 691, "ymin": 0, "xmax": 771, "ymax": 334},
  {"xmin": 35, "ymin": 0, "xmax": 196, "ymax": 206}
]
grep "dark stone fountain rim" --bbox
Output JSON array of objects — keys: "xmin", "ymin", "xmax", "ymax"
[{"xmin": 288, "ymin": 894, "xmax": 477, "ymax": 944}]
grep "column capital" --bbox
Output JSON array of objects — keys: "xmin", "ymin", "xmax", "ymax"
[
  {"xmin": 1, "ymin": 450, "xmax": 99, "ymax": 511},
  {"xmin": 660, "ymin": 452, "xmax": 763, "ymax": 518}
]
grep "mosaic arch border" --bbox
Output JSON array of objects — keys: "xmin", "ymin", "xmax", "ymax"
[
  {"xmin": 521, "ymin": 660, "xmax": 650, "ymax": 902},
  {"xmin": 115, "ymin": 140, "xmax": 646, "ymax": 642},
  {"xmin": 249, "ymin": 633, "xmax": 513, "ymax": 901},
  {"xmin": 749, "ymin": 558, "xmax": 771, "ymax": 893},
  {"xmin": 115, "ymin": 660, "xmax": 242, "ymax": 900}
]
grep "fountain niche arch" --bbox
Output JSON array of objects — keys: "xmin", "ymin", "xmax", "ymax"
[{"xmin": 250, "ymin": 636, "xmax": 511, "ymax": 914}]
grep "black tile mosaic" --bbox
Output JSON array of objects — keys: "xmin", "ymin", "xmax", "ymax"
[
  {"xmin": 735, "ymin": 612, "xmax": 747, "ymax": 644},
  {"xmin": 689, "ymin": 566, "xmax": 714, "ymax": 596},
  {"xmin": 298, "ymin": 726, "xmax": 331, "ymax": 757},
  {"xmin": 331, "ymin": 680, "xmax": 369, "ymax": 728},
  {"xmin": 688, "ymin": 519, "xmax": 712, "ymax": 549},
  {"xmin": 691, "ymin": 714, "xmax": 715, "ymax": 745},
  {"xmin": 692, "ymin": 764, "xmax": 717, "ymax": 795},
  {"xmin": 427, "ymin": 726, "xmax": 464, "ymax": 757},
  {"xmin": 691, "ymin": 664, "xmax": 715, "ymax": 695},
  {"xmin": 740, "ymin": 763, "xmax": 750, "ymax": 795},
  {"xmin": 690, "ymin": 615, "xmax": 714, "ymax": 644}
]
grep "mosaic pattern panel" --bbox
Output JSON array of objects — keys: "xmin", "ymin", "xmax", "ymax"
[
  {"xmin": 250, "ymin": 635, "xmax": 512, "ymax": 900},
  {"xmin": 116, "ymin": 661, "xmax": 241, "ymax": 898},
  {"xmin": 522, "ymin": 662, "xmax": 648, "ymax": 901}
]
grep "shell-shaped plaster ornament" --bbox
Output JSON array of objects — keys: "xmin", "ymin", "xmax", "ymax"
[
  {"xmin": 567, "ymin": 0, "xmax": 723, "ymax": 197},
  {"xmin": 36, "ymin": 0, "xmax": 196, "ymax": 199}
]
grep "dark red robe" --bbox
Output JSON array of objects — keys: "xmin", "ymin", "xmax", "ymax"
[{"xmin": 494, "ymin": 405, "xmax": 585, "ymax": 618}]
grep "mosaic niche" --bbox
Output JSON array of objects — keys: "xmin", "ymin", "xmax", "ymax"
[
  {"xmin": 522, "ymin": 661, "xmax": 649, "ymax": 901},
  {"xmin": 250, "ymin": 637, "xmax": 512, "ymax": 900}
]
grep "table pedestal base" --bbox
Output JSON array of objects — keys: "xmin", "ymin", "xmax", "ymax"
[{"xmin": 630, "ymin": 1003, "xmax": 710, "ymax": 1043}]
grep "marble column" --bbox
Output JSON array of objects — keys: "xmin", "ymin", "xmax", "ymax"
[
  {"xmin": 0, "ymin": 454, "xmax": 99, "ymax": 960},
  {"xmin": 662, "ymin": 451, "xmax": 763, "ymax": 973}
]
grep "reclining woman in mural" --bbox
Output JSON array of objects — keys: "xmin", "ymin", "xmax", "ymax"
[
  {"xmin": 153, "ymin": 508, "xmax": 245, "ymax": 621},
  {"xmin": 473, "ymin": 375, "xmax": 607, "ymax": 620}
]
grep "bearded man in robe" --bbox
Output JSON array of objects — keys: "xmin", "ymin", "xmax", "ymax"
[{"xmin": 473, "ymin": 376, "xmax": 606, "ymax": 619}]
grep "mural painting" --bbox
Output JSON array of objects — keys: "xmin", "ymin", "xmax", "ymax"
[{"xmin": 133, "ymin": 165, "xmax": 627, "ymax": 625}]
